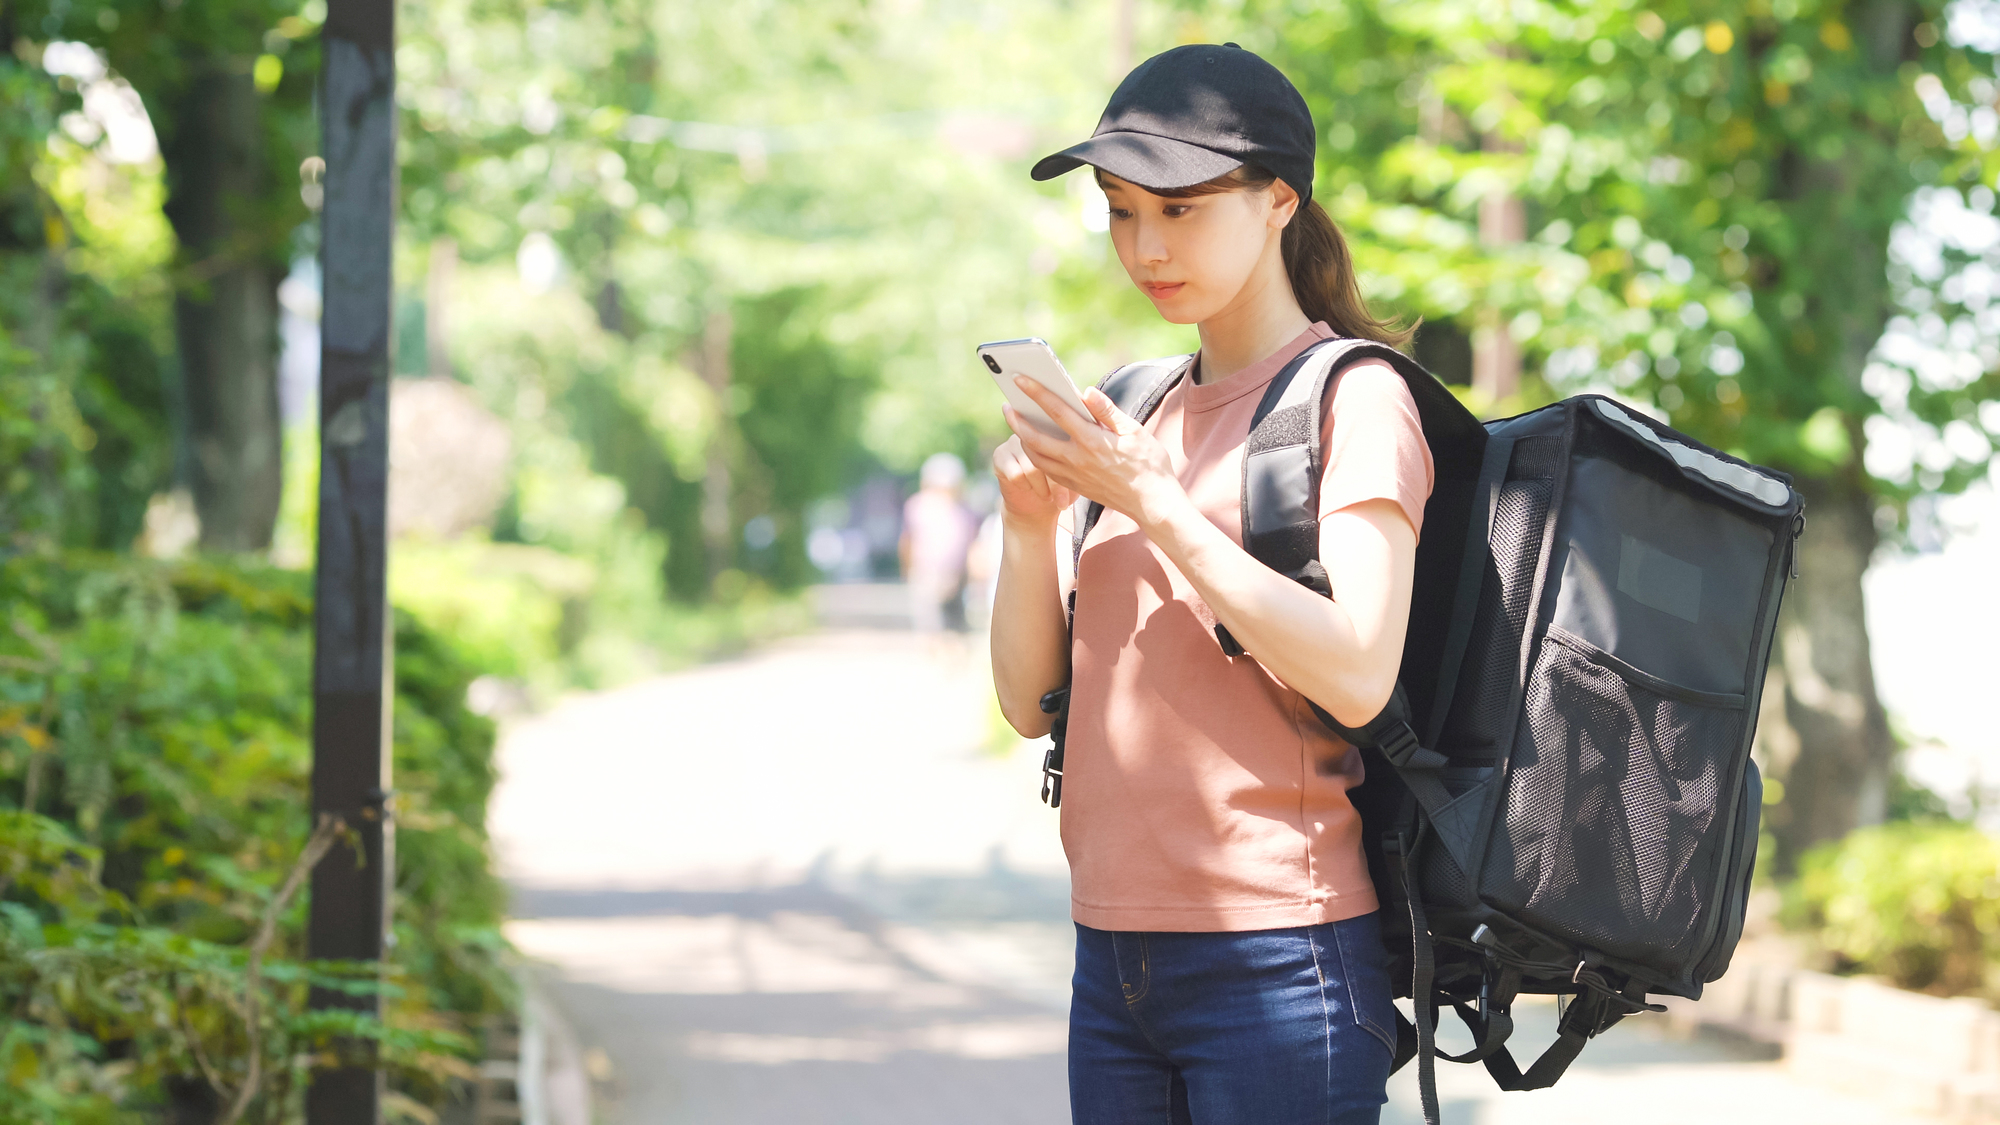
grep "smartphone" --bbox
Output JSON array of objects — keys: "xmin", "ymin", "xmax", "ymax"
[{"xmin": 978, "ymin": 337, "xmax": 1094, "ymax": 439}]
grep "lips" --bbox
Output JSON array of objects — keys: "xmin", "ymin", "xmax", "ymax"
[{"xmin": 1140, "ymin": 282, "xmax": 1185, "ymax": 299}]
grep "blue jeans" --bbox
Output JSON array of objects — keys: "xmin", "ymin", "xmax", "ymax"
[{"xmin": 1069, "ymin": 912, "xmax": 1397, "ymax": 1125}]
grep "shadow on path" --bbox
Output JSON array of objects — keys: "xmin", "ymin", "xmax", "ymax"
[{"xmin": 510, "ymin": 871, "xmax": 1076, "ymax": 1125}]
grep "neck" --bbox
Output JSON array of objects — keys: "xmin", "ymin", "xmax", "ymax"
[{"xmin": 1193, "ymin": 247, "xmax": 1312, "ymax": 384}]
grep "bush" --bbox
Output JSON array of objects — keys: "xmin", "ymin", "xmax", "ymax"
[
  {"xmin": 1788, "ymin": 820, "xmax": 2000, "ymax": 998},
  {"xmin": 0, "ymin": 551, "xmax": 511, "ymax": 1123}
]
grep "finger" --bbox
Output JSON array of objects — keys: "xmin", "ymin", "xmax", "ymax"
[
  {"xmin": 1013, "ymin": 376, "xmax": 1098, "ymax": 442},
  {"xmin": 1001, "ymin": 403, "xmax": 1060, "ymax": 445},
  {"xmin": 990, "ymin": 435, "xmax": 1021, "ymax": 473},
  {"xmin": 1007, "ymin": 406, "xmax": 1065, "ymax": 461},
  {"xmin": 994, "ymin": 442, "xmax": 1050, "ymax": 499},
  {"xmin": 997, "ymin": 423, "xmax": 1065, "ymax": 494},
  {"xmin": 1082, "ymin": 386, "xmax": 1139, "ymax": 435}
]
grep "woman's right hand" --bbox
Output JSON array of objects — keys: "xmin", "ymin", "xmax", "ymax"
[{"xmin": 993, "ymin": 434, "xmax": 1074, "ymax": 527}]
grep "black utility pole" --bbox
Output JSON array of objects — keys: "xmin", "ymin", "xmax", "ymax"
[{"xmin": 308, "ymin": 0, "xmax": 395, "ymax": 1121}]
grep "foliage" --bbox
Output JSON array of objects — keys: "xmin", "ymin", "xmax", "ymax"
[
  {"xmin": 1156, "ymin": 0, "xmax": 2000, "ymax": 507},
  {"xmin": 0, "ymin": 49, "xmax": 175, "ymax": 555},
  {"xmin": 0, "ymin": 552, "xmax": 510, "ymax": 1122},
  {"xmin": 20, "ymin": 0, "xmax": 324, "ymax": 290},
  {"xmin": 1787, "ymin": 820, "xmax": 2000, "ymax": 998},
  {"xmin": 388, "ymin": 532, "xmax": 812, "ymax": 696},
  {"xmin": 390, "ymin": 0, "xmax": 1193, "ymax": 595}
]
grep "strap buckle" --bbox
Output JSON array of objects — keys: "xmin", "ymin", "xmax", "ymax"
[
  {"xmin": 1040, "ymin": 746, "xmax": 1064, "ymax": 807},
  {"xmin": 1378, "ymin": 721, "xmax": 1441, "ymax": 769}
]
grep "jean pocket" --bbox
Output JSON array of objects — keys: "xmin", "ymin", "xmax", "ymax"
[{"xmin": 1326, "ymin": 913, "xmax": 1398, "ymax": 1059}]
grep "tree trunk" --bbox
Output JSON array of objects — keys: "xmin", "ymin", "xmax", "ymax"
[
  {"xmin": 1753, "ymin": 477, "xmax": 1895, "ymax": 873},
  {"xmin": 161, "ymin": 62, "xmax": 282, "ymax": 553},
  {"xmin": 1748, "ymin": 0, "xmax": 1914, "ymax": 874}
]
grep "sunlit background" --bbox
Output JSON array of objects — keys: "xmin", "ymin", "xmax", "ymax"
[{"xmin": 5, "ymin": 0, "xmax": 2000, "ymax": 1121}]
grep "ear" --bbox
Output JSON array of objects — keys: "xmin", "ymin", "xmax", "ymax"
[{"xmin": 1268, "ymin": 178, "xmax": 1302, "ymax": 231}]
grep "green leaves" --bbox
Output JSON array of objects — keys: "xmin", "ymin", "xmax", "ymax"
[
  {"xmin": 1207, "ymin": 0, "xmax": 2000, "ymax": 501},
  {"xmin": 0, "ymin": 554, "xmax": 511, "ymax": 1121},
  {"xmin": 1790, "ymin": 820, "xmax": 2000, "ymax": 997}
]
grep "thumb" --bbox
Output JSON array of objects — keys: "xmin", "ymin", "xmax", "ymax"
[{"xmin": 1084, "ymin": 387, "xmax": 1138, "ymax": 434}]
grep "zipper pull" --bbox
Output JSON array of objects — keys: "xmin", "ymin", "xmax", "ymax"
[{"xmin": 1789, "ymin": 510, "xmax": 1806, "ymax": 580}]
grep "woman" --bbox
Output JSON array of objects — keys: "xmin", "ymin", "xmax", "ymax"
[{"xmin": 988, "ymin": 44, "xmax": 1434, "ymax": 1125}]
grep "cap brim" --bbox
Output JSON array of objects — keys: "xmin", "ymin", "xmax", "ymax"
[{"xmin": 1029, "ymin": 131, "xmax": 1244, "ymax": 191}]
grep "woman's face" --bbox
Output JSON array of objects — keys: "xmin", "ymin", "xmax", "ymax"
[{"xmin": 1098, "ymin": 171, "xmax": 1298, "ymax": 325}]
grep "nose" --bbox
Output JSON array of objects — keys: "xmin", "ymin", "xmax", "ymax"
[{"xmin": 1134, "ymin": 214, "xmax": 1169, "ymax": 267}]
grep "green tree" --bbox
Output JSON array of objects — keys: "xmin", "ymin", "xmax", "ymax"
[
  {"xmin": 0, "ymin": 13, "xmax": 176, "ymax": 553},
  {"xmin": 1177, "ymin": 0, "xmax": 2000, "ymax": 870},
  {"xmin": 392, "ymin": 0, "xmax": 1152, "ymax": 596},
  {"xmin": 16, "ymin": 0, "xmax": 322, "ymax": 552}
]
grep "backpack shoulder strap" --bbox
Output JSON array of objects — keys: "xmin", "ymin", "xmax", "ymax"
[
  {"xmin": 1229, "ymin": 337, "xmax": 1492, "ymax": 865},
  {"xmin": 1238, "ymin": 337, "xmax": 1475, "ymax": 586}
]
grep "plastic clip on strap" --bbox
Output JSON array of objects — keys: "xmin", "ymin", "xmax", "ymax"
[{"xmin": 1039, "ymin": 687, "xmax": 1069, "ymax": 807}]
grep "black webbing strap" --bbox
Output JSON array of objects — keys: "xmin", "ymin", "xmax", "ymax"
[
  {"xmin": 1422, "ymin": 432, "xmax": 1517, "ymax": 745},
  {"xmin": 1323, "ymin": 687, "xmax": 1477, "ymax": 873},
  {"xmin": 1438, "ymin": 1000, "xmax": 1517, "ymax": 1065},
  {"xmin": 1394, "ymin": 830, "xmax": 1529, "ymax": 1125},
  {"xmin": 1478, "ymin": 993, "xmax": 1606, "ymax": 1092},
  {"xmin": 1040, "ymin": 356, "xmax": 1192, "ymax": 808},
  {"xmin": 1478, "ymin": 976, "xmax": 1658, "ymax": 1091},
  {"xmin": 1393, "ymin": 833, "xmax": 1443, "ymax": 1125}
]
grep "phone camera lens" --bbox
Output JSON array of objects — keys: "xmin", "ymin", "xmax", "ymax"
[{"xmin": 982, "ymin": 354, "xmax": 1002, "ymax": 374}]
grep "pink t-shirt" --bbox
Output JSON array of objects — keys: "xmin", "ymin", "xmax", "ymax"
[{"xmin": 1062, "ymin": 322, "xmax": 1436, "ymax": 932}]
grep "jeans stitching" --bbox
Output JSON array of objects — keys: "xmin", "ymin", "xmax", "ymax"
[
  {"xmin": 1334, "ymin": 918, "xmax": 1398, "ymax": 1058},
  {"xmin": 1124, "ymin": 933, "xmax": 1152, "ymax": 1006},
  {"xmin": 1308, "ymin": 927, "xmax": 1335, "ymax": 1125}
]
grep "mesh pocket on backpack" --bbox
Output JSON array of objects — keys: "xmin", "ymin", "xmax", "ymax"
[{"xmin": 1479, "ymin": 628, "xmax": 1747, "ymax": 976}]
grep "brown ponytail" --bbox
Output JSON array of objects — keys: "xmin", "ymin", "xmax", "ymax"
[{"xmin": 1132, "ymin": 165, "xmax": 1414, "ymax": 349}]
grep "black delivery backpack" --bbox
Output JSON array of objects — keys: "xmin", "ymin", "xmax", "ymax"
[{"xmin": 1038, "ymin": 337, "xmax": 1805, "ymax": 1124}]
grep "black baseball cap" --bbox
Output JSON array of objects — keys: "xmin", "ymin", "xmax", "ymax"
[{"xmin": 1030, "ymin": 43, "xmax": 1316, "ymax": 204}]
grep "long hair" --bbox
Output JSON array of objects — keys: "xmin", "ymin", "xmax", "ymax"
[{"xmin": 1107, "ymin": 166, "xmax": 1414, "ymax": 349}]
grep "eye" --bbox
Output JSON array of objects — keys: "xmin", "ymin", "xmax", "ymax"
[
  {"xmin": 1108, "ymin": 207, "xmax": 1134, "ymax": 220},
  {"xmin": 1162, "ymin": 204, "xmax": 1194, "ymax": 218}
]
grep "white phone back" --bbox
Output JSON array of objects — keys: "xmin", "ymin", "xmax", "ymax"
[{"xmin": 980, "ymin": 338, "xmax": 1090, "ymax": 439}]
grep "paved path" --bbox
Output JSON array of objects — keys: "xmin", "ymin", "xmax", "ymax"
[{"xmin": 490, "ymin": 627, "xmax": 1931, "ymax": 1124}]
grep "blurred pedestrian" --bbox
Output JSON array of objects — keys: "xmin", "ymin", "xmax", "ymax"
[
  {"xmin": 901, "ymin": 452, "xmax": 979, "ymax": 635},
  {"xmin": 964, "ymin": 507, "xmax": 1004, "ymax": 631}
]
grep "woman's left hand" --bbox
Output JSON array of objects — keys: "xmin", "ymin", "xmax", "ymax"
[{"xmin": 1004, "ymin": 377, "xmax": 1186, "ymax": 530}]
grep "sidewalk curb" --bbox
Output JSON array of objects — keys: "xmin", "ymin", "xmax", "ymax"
[
  {"xmin": 520, "ymin": 970, "xmax": 598, "ymax": 1125},
  {"xmin": 1671, "ymin": 955, "xmax": 2000, "ymax": 1122},
  {"xmin": 473, "ymin": 969, "xmax": 600, "ymax": 1125}
]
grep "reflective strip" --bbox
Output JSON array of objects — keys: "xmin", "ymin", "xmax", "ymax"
[{"xmin": 1591, "ymin": 399, "xmax": 1792, "ymax": 509}]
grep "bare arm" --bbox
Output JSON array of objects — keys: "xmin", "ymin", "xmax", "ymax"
[
  {"xmin": 1135, "ymin": 496, "xmax": 1413, "ymax": 726},
  {"xmin": 1006, "ymin": 377, "xmax": 1414, "ymax": 727},
  {"xmin": 987, "ymin": 436, "xmax": 1074, "ymax": 737}
]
